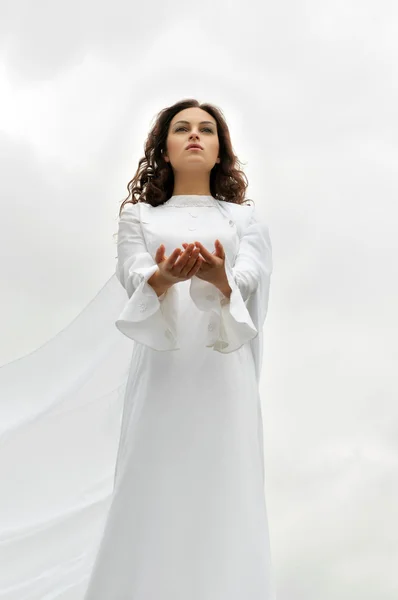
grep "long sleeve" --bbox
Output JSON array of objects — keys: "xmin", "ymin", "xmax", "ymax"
[
  {"xmin": 115, "ymin": 203, "xmax": 180, "ymax": 351},
  {"xmin": 189, "ymin": 205, "xmax": 273, "ymax": 353}
]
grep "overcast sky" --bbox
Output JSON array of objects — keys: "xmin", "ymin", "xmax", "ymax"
[{"xmin": 0, "ymin": 1, "xmax": 397, "ymax": 598}]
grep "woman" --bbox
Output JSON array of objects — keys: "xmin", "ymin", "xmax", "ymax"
[{"xmin": 83, "ymin": 98, "xmax": 275, "ymax": 599}]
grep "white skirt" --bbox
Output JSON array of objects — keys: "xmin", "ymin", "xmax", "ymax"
[{"xmin": 83, "ymin": 279, "xmax": 275, "ymax": 599}]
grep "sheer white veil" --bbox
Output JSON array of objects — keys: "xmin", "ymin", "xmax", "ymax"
[{"xmin": 0, "ymin": 273, "xmax": 133, "ymax": 598}]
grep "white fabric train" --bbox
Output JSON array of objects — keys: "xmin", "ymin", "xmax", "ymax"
[{"xmin": 0, "ymin": 195, "xmax": 275, "ymax": 599}]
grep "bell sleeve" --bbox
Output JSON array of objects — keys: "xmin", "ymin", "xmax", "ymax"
[
  {"xmin": 115, "ymin": 203, "xmax": 180, "ymax": 351},
  {"xmin": 189, "ymin": 205, "xmax": 273, "ymax": 353}
]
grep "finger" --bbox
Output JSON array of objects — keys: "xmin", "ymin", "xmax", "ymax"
[
  {"xmin": 184, "ymin": 242, "xmax": 206, "ymax": 260},
  {"xmin": 194, "ymin": 241, "xmax": 214, "ymax": 263},
  {"xmin": 180, "ymin": 247, "xmax": 200, "ymax": 275},
  {"xmin": 155, "ymin": 244, "xmax": 165, "ymax": 263},
  {"xmin": 183, "ymin": 242, "xmax": 206, "ymax": 264},
  {"xmin": 187, "ymin": 256, "xmax": 203, "ymax": 278},
  {"xmin": 214, "ymin": 239, "xmax": 225, "ymax": 258},
  {"xmin": 167, "ymin": 247, "xmax": 182, "ymax": 266},
  {"xmin": 182, "ymin": 242, "xmax": 195, "ymax": 251},
  {"xmin": 177, "ymin": 243, "xmax": 194, "ymax": 260},
  {"xmin": 174, "ymin": 244, "xmax": 195, "ymax": 270}
]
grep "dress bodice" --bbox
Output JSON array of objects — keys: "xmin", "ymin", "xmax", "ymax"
[{"xmin": 139, "ymin": 195, "xmax": 240, "ymax": 267}]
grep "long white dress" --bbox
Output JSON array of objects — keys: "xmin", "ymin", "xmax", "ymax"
[
  {"xmin": 82, "ymin": 194, "xmax": 276, "ymax": 599},
  {"xmin": 0, "ymin": 193, "xmax": 274, "ymax": 599}
]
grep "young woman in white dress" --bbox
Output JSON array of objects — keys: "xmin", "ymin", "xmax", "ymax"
[{"xmin": 82, "ymin": 97, "xmax": 276, "ymax": 600}]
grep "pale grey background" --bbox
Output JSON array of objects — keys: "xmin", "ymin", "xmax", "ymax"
[{"xmin": 0, "ymin": 1, "xmax": 396, "ymax": 598}]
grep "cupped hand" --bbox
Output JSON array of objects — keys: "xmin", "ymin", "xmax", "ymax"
[
  {"xmin": 154, "ymin": 243, "xmax": 204, "ymax": 285},
  {"xmin": 182, "ymin": 239, "xmax": 228, "ymax": 288}
]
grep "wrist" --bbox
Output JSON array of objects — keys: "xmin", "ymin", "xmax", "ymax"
[
  {"xmin": 215, "ymin": 275, "xmax": 232, "ymax": 300},
  {"xmin": 148, "ymin": 269, "xmax": 173, "ymax": 297},
  {"xmin": 218, "ymin": 283, "xmax": 232, "ymax": 300}
]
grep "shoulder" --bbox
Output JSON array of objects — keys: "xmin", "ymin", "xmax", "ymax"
[
  {"xmin": 225, "ymin": 201, "xmax": 271, "ymax": 240},
  {"xmin": 218, "ymin": 200, "xmax": 256, "ymax": 230},
  {"xmin": 219, "ymin": 200, "xmax": 256, "ymax": 216},
  {"xmin": 120, "ymin": 201, "xmax": 141, "ymax": 212},
  {"xmin": 119, "ymin": 202, "xmax": 146, "ymax": 223},
  {"xmin": 119, "ymin": 202, "xmax": 137, "ymax": 215}
]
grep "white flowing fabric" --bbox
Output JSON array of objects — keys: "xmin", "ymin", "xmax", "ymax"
[{"xmin": 0, "ymin": 194, "xmax": 275, "ymax": 600}]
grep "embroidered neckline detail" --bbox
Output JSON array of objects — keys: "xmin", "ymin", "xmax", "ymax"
[{"xmin": 164, "ymin": 195, "xmax": 218, "ymax": 208}]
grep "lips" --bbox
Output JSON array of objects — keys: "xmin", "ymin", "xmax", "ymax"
[{"xmin": 186, "ymin": 144, "xmax": 203, "ymax": 150}]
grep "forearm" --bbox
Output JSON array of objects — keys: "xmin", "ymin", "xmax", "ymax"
[{"xmin": 148, "ymin": 269, "xmax": 174, "ymax": 298}]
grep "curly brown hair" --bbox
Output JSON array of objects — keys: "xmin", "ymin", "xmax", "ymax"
[{"xmin": 118, "ymin": 98, "xmax": 252, "ymax": 216}]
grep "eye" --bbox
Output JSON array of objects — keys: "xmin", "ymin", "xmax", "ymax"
[{"xmin": 175, "ymin": 126, "xmax": 214, "ymax": 133}]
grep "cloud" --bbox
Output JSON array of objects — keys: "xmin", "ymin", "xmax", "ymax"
[{"xmin": 0, "ymin": 1, "xmax": 397, "ymax": 597}]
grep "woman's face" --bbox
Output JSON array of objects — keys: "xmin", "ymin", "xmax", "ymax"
[{"xmin": 165, "ymin": 107, "xmax": 220, "ymax": 173}]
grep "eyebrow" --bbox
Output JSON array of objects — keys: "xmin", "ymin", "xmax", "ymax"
[{"xmin": 173, "ymin": 120, "xmax": 216, "ymax": 127}]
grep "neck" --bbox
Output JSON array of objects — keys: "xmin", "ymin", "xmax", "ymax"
[{"xmin": 172, "ymin": 173, "xmax": 211, "ymax": 196}]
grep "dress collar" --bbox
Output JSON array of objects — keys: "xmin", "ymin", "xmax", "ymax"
[{"xmin": 164, "ymin": 195, "xmax": 218, "ymax": 208}]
